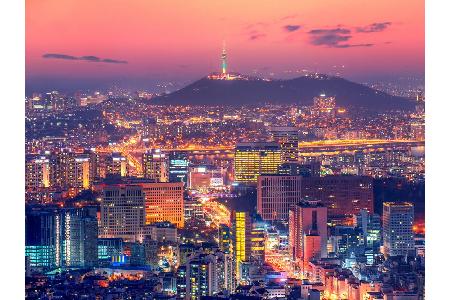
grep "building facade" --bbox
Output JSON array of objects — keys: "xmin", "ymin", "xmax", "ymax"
[
  {"xmin": 383, "ymin": 202, "xmax": 415, "ymax": 257},
  {"xmin": 257, "ymin": 175, "xmax": 302, "ymax": 222},
  {"xmin": 234, "ymin": 142, "xmax": 282, "ymax": 184}
]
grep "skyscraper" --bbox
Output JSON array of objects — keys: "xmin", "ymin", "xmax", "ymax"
[
  {"xmin": 143, "ymin": 149, "xmax": 169, "ymax": 182},
  {"xmin": 257, "ymin": 175, "xmax": 302, "ymax": 222},
  {"xmin": 100, "ymin": 185, "xmax": 145, "ymax": 241},
  {"xmin": 186, "ymin": 253, "xmax": 219, "ymax": 299},
  {"xmin": 289, "ymin": 200, "xmax": 328, "ymax": 274},
  {"xmin": 382, "ymin": 202, "xmax": 415, "ymax": 257},
  {"xmin": 26, "ymin": 206, "xmax": 98, "ymax": 270},
  {"xmin": 269, "ymin": 126, "xmax": 300, "ymax": 162},
  {"xmin": 168, "ymin": 151, "xmax": 189, "ymax": 184},
  {"xmin": 231, "ymin": 211, "xmax": 251, "ymax": 278},
  {"xmin": 25, "ymin": 207, "xmax": 59, "ymax": 271},
  {"xmin": 59, "ymin": 207, "xmax": 98, "ymax": 268},
  {"xmin": 234, "ymin": 142, "xmax": 282, "ymax": 184},
  {"xmin": 139, "ymin": 182, "xmax": 185, "ymax": 228}
]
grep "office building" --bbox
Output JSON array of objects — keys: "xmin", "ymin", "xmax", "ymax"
[
  {"xmin": 269, "ymin": 126, "xmax": 300, "ymax": 162},
  {"xmin": 169, "ymin": 151, "xmax": 189, "ymax": 184},
  {"xmin": 231, "ymin": 211, "xmax": 252, "ymax": 276},
  {"xmin": 353, "ymin": 209, "xmax": 381, "ymax": 250},
  {"xmin": 289, "ymin": 200, "xmax": 328, "ymax": 274},
  {"xmin": 234, "ymin": 142, "xmax": 282, "ymax": 184},
  {"xmin": 139, "ymin": 182, "xmax": 185, "ymax": 228},
  {"xmin": 302, "ymin": 175, "xmax": 374, "ymax": 217},
  {"xmin": 143, "ymin": 149, "xmax": 169, "ymax": 182},
  {"xmin": 250, "ymin": 227, "xmax": 265, "ymax": 264},
  {"xmin": 59, "ymin": 207, "xmax": 98, "ymax": 268},
  {"xmin": 257, "ymin": 175, "xmax": 302, "ymax": 221},
  {"xmin": 25, "ymin": 207, "xmax": 59, "ymax": 271},
  {"xmin": 100, "ymin": 185, "xmax": 145, "ymax": 241},
  {"xmin": 26, "ymin": 206, "xmax": 98, "ymax": 270},
  {"xmin": 383, "ymin": 202, "xmax": 415, "ymax": 257}
]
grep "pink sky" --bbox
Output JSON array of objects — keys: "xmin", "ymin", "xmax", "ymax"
[{"xmin": 26, "ymin": 0, "xmax": 424, "ymax": 89}]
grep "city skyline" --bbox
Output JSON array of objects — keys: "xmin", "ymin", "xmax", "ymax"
[{"xmin": 23, "ymin": 1, "xmax": 426, "ymax": 299}]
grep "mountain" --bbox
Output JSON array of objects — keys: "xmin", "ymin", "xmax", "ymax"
[{"xmin": 149, "ymin": 74, "xmax": 414, "ymax": 110}]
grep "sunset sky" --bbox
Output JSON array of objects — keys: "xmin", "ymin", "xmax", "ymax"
[{"xmin": 26, "ymin": 0, "xmax": 424, "ymax": 92}]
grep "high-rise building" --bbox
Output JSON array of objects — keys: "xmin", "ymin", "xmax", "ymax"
[
  {"xmin": 67, "ymin": 153, "xmax": 92, "ymax": 190},
  {"xmin": 302, "ymin": 175, "xmax": 374, "ymax": 217},
  {"xmin": 139, "ymin": 182, "xmax": 185, "ymax": 228},
  {"xmin": 353, "ymin": 209, "xmax": 381, "ymax": 250},
  {"xmin": 168, "ymin": 151, "xmax": 189, "ymax": 184},
  {"xmin": 250, "ymin": 227, "xmax": 265, "ymax": 264},
  {"xmin": 219, "ymin": 224, "xmax": 231, "ymax": 254},
  {"xmin": 26, "ymin": 206, "xmax": 98, "ymax": 271},
  {"xmin": 25, "ymin": 154, "xmax": 51, "ymax": 190},
  {"xmin": 289, "ymin": 200, "xmax": 328, "ymax": 274},
  {"xmin": 382, "ymin": 202, "xmax": 415, "ymax": 257},
  {"xmin": 25, "ymin": 207, "xmax": 59, "ymax": 271},
  {"xmin": 257, "ymin": 175, "xmax": 302, "ymax": 222},
  {"xmin": 234, "ymin": 142, "xmax": 282, "ymax": 184},
  {"xmin": 186, "ymin": 253, "xmax": 219, "ymax": 299},
  {"xmin": 106, "ymin": 152, "xmax": 128, "ymax": 177},
  {"xmin": 100, "ymin": 185, "xmax": 145, "ymax": 241},
  {"xmin": 231, "ymin": 211, "xmax": 252, "ymax": 277},
  {"xmin": 269, "ymin": 126, "xmax": 299, "ymax": 162},
  {"xmin": 59, "ymin": 207, "xmax": 98, "ymax": 268},
  {"xmin": 185, "ymin": 250, "xmax": 234, "ymax": 299},
  {"xmin": 143, "ymin": 149, "xmax": 169, "ymax": 182}
]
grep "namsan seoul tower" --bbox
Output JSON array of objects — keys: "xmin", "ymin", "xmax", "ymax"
[{"xmin": 221, "ymin": 41, "xmax": 227, "ymax": 75}]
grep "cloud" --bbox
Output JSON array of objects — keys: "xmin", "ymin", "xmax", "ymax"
[
  {"xmin": 249, "ymin": 33, "xmax": 266, "ymax": 40},
  {"xmin": 101, "ymin": 58, "xmax": 127, "ymax": 64},
  {"xmin": 42, "ymin": 53, "xmax": 78, "ymax": 60},
  {"xmin": 284, "ymin": 25, "xmax": 301, "ymax": 32},
  {"xmin": 334, "ymin": 43, "xmax": 374, "ymax": 48},
  {"xmin": 356, "ymin": 22, "xmax": 392, "ymax": 33},
  {"xmin": 308, "ymin": 27, "xmax": 374, "ymax": 48},
  {"xmin": 309, "ymin": 28, "xmax": 351, "ymax": 35},
  {"xmin": 308, "ymin": 28, "xmax": 352, "ymax": 47},
  {"xmin": 80, "ymin": 55, "xmax": 101, "ymax": 62},
  {"xmin": 42, "ymin": 53, "xmax": 128, "ymax": 64}
]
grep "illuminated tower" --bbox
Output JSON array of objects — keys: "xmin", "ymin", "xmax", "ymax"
[{"xmin": 221, "ymin": 41, "xmax": 227, "ymax": 75}]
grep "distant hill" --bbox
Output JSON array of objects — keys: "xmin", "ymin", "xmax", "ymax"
[{"xmin": 150, "ymin": 74, "xmax": 414, "ymax": 111}]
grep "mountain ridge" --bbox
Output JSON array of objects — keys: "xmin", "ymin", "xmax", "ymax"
[{"xmin": 149, "ymin": 74, "xmax": 414, "ymax": 110}]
